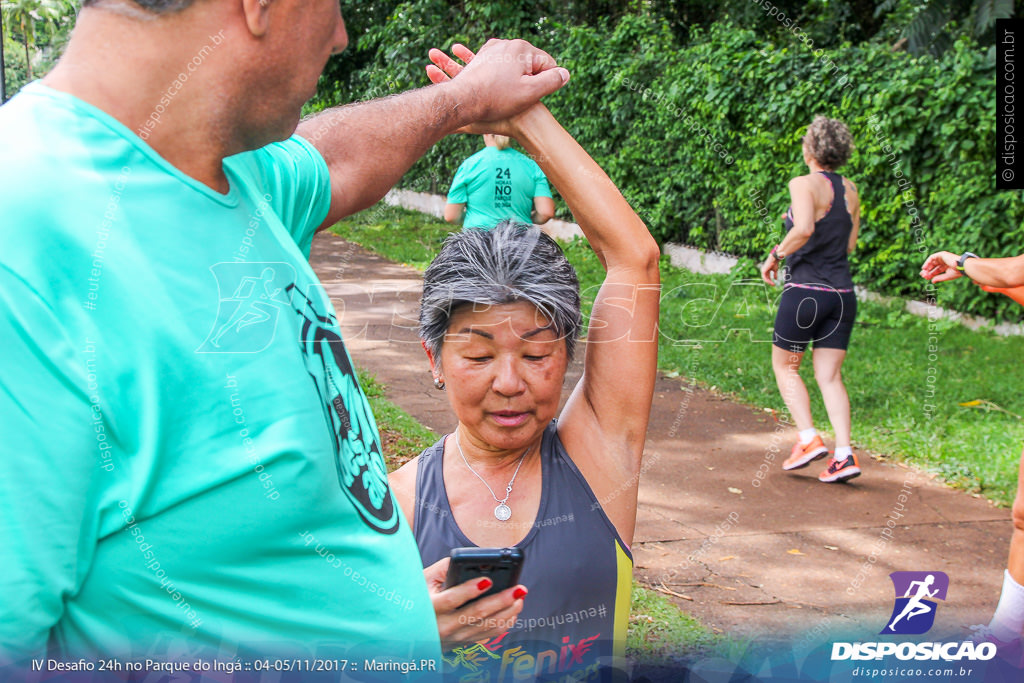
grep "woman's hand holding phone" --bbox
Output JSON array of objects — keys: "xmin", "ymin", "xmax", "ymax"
[{"xmin": 423, "ymin": 556, "xmax": 527, "ymax": 650}]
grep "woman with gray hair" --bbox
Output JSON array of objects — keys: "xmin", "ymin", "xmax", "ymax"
[
  {"xmin": 389, "ymin": 43, "xmax": 660, "ymax": 682},
  {"xmin": 760, "ymin": 116, "xmax": 862, "ymax": 483}
]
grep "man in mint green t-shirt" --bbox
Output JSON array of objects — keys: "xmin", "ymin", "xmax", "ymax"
[
  {"xmin": 0, "ymin": 0, "xmax": 570, "ymax": 675},
  {"xmin": 444, "ymin": 134, "xmax": 555, "ymax": 228}
]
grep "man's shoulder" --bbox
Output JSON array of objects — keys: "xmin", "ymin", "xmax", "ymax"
[
  {"xmin": 0, "ymin": 84, "xmax": 108, "ymax": 192},
  {"xmin": 0, "ymin": 122, "xmax": 64, "ymax": 223},
  {"xmin": 0, "ymin": 92, "xmax": 132, "ymax": 263},
  {"xmin": 0, "ymin": 86, "xmax": 52, "ymax": 164},
  {"xmin": 223, "ymin": 139, "xmax": 288, "ymax": 176},
  {"xmin": 223, "ymin": 136, "xmax": 326, "ymax": 193}
]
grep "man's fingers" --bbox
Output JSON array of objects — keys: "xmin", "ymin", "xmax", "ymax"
[
  {"xmin": 451, "ymin": 43, "xmax": 476, "ymax": 64},
  {"xmin": 523, "ymin": 67, "xmax": 571, "ymax": 100},
  {"xmin": 425, "ymin": 64, "xmax": 449, "ymax": 84},
  {"xmin": 427, "ymin": 47, "xmax": 448, "ymax": 67},
  {"xmin": 439, "ymin": 38, "xmax": 567, "ymax": 123},
  {"xmin": 522, "ymin": 44, "xmax": 558, "ymax": 75},
  {"xmin": 429, "ymin": 47, "xmax": 464, "ymax": 78}
]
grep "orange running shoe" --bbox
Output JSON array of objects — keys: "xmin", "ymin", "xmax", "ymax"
[
  {"xmin": 818, "ymin": 454, "xmax": 861, "ymax": 483},
  {"xmin": 782, "ymin": 434, "xmax": 828, "ymax": 470}
]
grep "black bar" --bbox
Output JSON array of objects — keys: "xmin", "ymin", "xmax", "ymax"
[{"xmin": 997, "ymin": 19, "xmax": 1024, "ymax": 190}]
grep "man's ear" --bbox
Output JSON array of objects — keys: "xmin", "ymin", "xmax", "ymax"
[{"xmin": 241, "ymin": 0, "xmax": 272, "ymax": 37}]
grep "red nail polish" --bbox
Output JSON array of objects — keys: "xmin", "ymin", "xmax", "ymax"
[
  {"xmin": 513, "ymin": 587, "xmax": 527, "ymax": 600},
  {"xmin": 477, "ymin": 578, "xmax": 493, "ymax": 591}
]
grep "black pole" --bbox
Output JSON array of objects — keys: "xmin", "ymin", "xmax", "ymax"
[{"xmin": 0, "ymin": 10, "xmax": 7, "ymax": 104}]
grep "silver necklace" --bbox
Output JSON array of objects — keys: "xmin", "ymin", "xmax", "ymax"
[{"xmin": 454, "ymin": 429, "xmax": 533, "ymax": 522}]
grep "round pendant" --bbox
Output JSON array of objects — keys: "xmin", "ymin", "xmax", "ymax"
[{"xmin": 494, "ymin": 503, "xmax": 512, "ymax": 521}]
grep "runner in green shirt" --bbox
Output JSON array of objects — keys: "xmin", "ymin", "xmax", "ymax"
[{"xmin": 445, "ymin": 134, "xmax": 555, "ymax": 228}]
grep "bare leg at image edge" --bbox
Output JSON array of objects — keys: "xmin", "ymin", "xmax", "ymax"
[{"xmin": 976, "ymin": 447, "xmax": 1024, "ymax": 653}]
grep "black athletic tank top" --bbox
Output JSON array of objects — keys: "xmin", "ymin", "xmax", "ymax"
[
  {"xmin": 413, "ymin": 421, "xmax": 632, "ymax": 682},
  {"xmin": 784, "ymin": 171, "xmax": 854, "ymax": 289}
]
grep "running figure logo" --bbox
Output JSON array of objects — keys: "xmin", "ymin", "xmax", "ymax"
[
  {"xmin": 198, "ymin": 263, "xmax": 294, "ymax": 353},
  {"xmin": 881, "ymin": 571, "xmax": 949, "ymax": 635}
]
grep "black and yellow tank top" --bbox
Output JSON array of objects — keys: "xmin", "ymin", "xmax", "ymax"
[{"xmin": 413, "ymin": 421, "xmax": 633, "ymax": 683}]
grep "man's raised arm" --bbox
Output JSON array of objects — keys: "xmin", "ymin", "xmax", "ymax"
[{"xmin": 297, "ymin": 39, "xmax": 569, "ymax": 230}]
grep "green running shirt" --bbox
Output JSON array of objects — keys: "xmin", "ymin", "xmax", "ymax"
[
  {"xmin": 0, "ymin": 83, "xmax": 441, "ymax": 671},
  {"xmin": 446, "ymin": 146, "xmax": 552, "ymax": 228}
]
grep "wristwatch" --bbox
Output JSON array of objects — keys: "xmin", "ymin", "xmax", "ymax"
[{"xmin": 956, "ymin": 252, "xmax": 978, "ymax": 272}]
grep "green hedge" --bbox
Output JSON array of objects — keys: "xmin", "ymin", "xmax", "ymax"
[{"xmin": 324, "ymin": 12, "xmax": 1022, "ymax": 321}]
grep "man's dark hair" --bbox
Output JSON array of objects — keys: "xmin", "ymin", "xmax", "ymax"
[{"xmin": 82, "ymin": 0, "xmax": 195, "ymax": 12}]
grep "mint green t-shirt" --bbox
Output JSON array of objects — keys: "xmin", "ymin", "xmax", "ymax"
[
  {"xmin": 446, "ymin": 146, "xmax": 552, "ymax": 229},
  {"xmin": 0, "ymin": 83, "xmax": 441, "ymax": 672}
]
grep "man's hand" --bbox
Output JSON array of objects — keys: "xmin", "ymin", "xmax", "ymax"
[
  {"xmin": 920, "ymin": 251, "xmax": 963, "ymax": 283},
  {"xmin": 302, "ymin": 39, "xmax": 568, "ymax": 228},
  {"xmin": 424, "ymin": 557, "xmax": 526, "ymax": 651},
  {"xmin": 426, "ymin": 41, "xmax": 569, "ymax": 135}
]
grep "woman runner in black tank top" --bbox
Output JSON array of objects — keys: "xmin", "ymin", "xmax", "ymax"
[{"xmin": 760, "ymin": 116, "xmax": 863, "ymax": 484}]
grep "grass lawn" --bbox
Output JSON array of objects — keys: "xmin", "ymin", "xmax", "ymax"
[
  {"xmin": 625, "ymin": 581, "xmax": 725, "ymax": 661},
  {"xmin": 358, "ymin": 368, "xmax": 437, "ymax": 471},
  {"xmin": 359, "ymin": 366, "xmax": 723, "ymax": 660},
  {"xmin": 335, "ymin": 203, "xmax": 1024, "ymax": 506}
]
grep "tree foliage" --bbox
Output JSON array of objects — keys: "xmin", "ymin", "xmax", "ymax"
[
  {"xmin": 875, "ymin": 0, "xmax": 1016, "ymax": 55},
  {"xmin": 322, "ymin": 5, "xmax": 1018, "ymax": 321},
  {"xmin": 1, "ymin": 0, "xmax": 75, "ymax": 94}
]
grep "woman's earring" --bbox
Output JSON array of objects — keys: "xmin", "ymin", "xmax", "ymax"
[{"xmin": 433, "ymin": 377, "xmax": 446, "ymax": 391}]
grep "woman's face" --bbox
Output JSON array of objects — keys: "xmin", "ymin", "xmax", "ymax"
[{"xmin": 433, "ymin": 301, "xmax": 569, "ymax": 452}]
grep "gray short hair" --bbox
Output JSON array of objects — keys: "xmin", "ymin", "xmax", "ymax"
[
  {"xmin": 82, "ymin": 0, "xmax": 194, "ymax": 12},
  {"xmin": 803, "ymin": 116, "xmax": 854, "ymax": 170},
  {"xmin": 419, "ymin": 221, "xmax": 582, "ymax": 365}
]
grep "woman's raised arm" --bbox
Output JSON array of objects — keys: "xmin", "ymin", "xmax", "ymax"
[
  {"xmin": 509, "ymin": 105, "xmax": 661, "ymax": 544},
  {"xmin": 425, "ymin": 45, "xmax": 660, "ymax": 543}
]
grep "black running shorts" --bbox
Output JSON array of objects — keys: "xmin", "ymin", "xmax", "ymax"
[{"xmin": 772, "ymin": 285, "xmax": 857, "ymax": 353}]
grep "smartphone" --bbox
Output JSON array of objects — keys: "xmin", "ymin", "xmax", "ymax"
[{"xmin": 443, "ymin": 547, "xmax": 525, "ymax": 603}]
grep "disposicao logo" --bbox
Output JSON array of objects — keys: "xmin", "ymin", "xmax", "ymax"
[
  {"xmin": 831, "ymin": 571, "xmax": 996, "ymax": 663},
  {"xmin": 881, "ymin": 571, "xmax": 948, "ymax": 635}
]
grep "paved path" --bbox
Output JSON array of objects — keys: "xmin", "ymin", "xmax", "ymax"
[{"xmin": 311, "ymin": 233, "xmax": 1011, "ymax": 642}]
